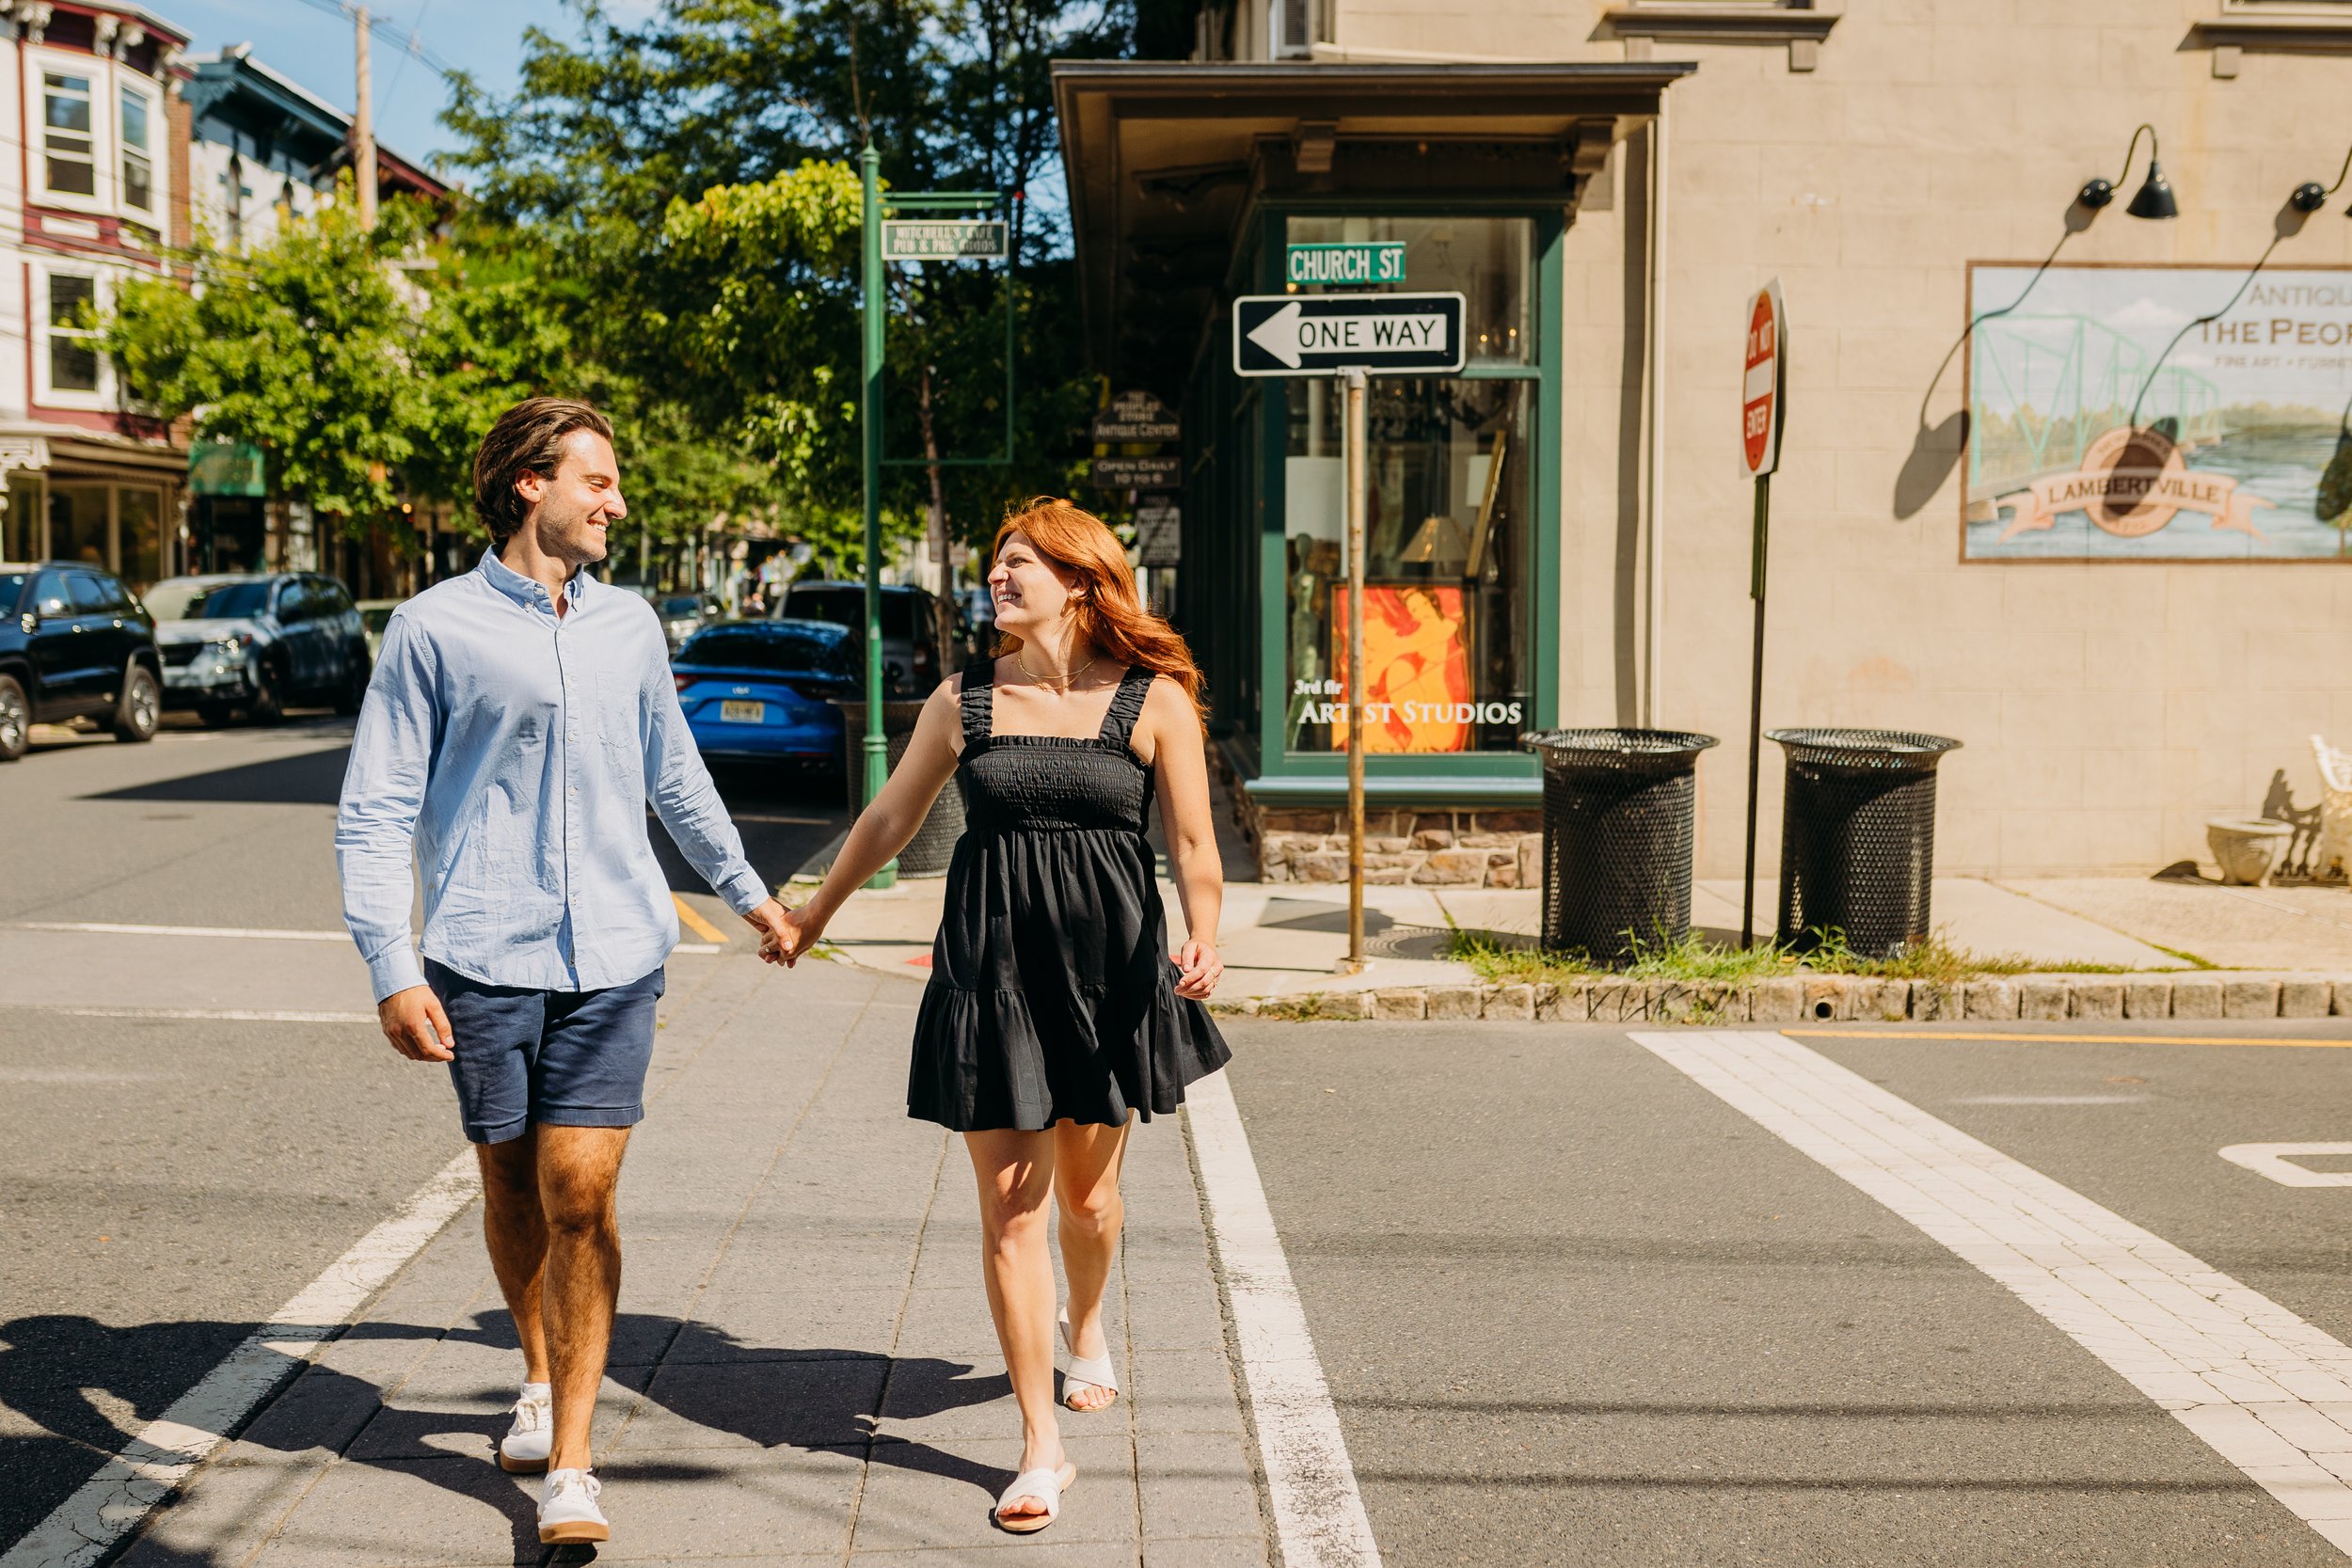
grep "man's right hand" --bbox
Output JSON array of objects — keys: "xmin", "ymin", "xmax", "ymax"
[{"xmin": 378, "ymin": 986, "xmax": 455, "ymax": 1062}]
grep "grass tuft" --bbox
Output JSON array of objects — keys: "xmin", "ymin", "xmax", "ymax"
[{"xmin": 1446, "ymin": 925, "xmax": 2131, "ymax": 987}]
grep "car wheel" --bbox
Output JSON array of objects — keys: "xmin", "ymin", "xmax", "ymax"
[
  {"xmin": 111, "ymin": 665, "xmax": 161, "ymax": 743},
  {"xmin": 197, "ymin": 702, "xmax": 233, "ymax": 728},
  {"xmin": 333, "ymin": 653, "xmax": 370, "ymax": 716},
  {"xmin": 246, "ymin": 660, "xmax": 283, "ymax": 724},
  {"xmin": 0, "ymin": 674, "xmax": 26, "ymax": 761}
]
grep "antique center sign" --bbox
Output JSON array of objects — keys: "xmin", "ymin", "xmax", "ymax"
[
  {"xmin": 1742, "ymin": 280, "xmax": 1786, "ymax": 477},
  {"xmin": 882, "ymin": 219, "xmax": 1008, "ymax": 261},
  {"xmin": 1232, "ymin": 292, "xmax": 1467, "ymax": 376}
]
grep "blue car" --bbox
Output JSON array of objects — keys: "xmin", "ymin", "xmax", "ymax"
[{"xmin": 672, "ymin": 619, "xmax": 860, "ymax": 768}]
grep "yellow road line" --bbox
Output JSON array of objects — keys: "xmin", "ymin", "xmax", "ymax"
[
  {"xmin": 671, "ymin": 895, "xmax": 728, "ymax": 943},
  {"xmin": 1788, "ymin": 1028, "xmax": 2352, "ymax": 1050}
]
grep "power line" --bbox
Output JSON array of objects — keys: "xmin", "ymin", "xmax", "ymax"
[{"xmin": 281, "ymin": 0, "xmax": 459, "ymax": 81}]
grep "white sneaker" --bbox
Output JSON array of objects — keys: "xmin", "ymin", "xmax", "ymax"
[
  {"xmin": 498, "ymin": 1383, "xmax": 551, "ymax": 1474},
  {"xmin": 538, "ymin": 1467, "xmax": 610, "ymax": 1544}
]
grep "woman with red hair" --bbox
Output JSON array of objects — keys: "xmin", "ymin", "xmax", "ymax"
[{"xmin": 767, "ymin": 498, "xmax": 1229, "ymax": 1535}]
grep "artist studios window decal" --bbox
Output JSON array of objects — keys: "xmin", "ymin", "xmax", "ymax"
[{"xmin": 1963, "ymin": 262, "xmax": 2352, "ymax": 562}]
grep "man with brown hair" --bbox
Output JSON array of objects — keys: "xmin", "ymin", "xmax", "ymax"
[{"xmin": 335, "ymin": 397, "xmax": 790, "ymax": 1544}]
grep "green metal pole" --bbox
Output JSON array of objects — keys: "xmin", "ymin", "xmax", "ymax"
[{"xmin": 860, "ymin": 143, "xmax": 896, "ymax": 888}]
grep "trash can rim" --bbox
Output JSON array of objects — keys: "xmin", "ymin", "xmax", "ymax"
[
  {"xmin": 1765, "ymin": 726, "xmax": 1961, "ymax": 770},
  {"xmin": 1521, "ymin": 726, "xmax": 1720, "ymax": 762}
]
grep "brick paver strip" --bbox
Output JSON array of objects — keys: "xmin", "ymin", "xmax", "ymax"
[{"xmin": 116, "ymin": 956, "xmax": 1275, "ymax": 1566}]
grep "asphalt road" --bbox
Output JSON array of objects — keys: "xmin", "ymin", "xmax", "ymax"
[
  {"xmin": 0, "ymin": 714, "xmax": 850, "ymax": 1553},
  {"xmin": 1223, "ymin": 1017, "xmax": 2352, "ymax": 1567}
]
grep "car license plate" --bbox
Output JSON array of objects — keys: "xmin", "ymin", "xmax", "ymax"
[{"xmin": 720, "ymin": 700, "xmax": 765, "ymax": 723}]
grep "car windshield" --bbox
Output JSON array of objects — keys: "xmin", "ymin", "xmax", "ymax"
[
  {"xmin": 147, "ymin": 578, "xmax": 273, "ymax": 621},
  {"xmin": 0, "ymin": 573, "xmax": 24, "ymax": 610},
  {"xmin": 784, "ymin": 586, "xmax": 917, "ymax": 639},
  {"xmin": 660, "ymin": 596, "xmax": 703, "ymax": 618},
  {"xmin": 678, "ymin": 628, "xmax": 850, "ymax": 677}
]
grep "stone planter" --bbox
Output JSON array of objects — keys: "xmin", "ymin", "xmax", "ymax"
[{"xmin": 2206, "ymin": 817, "xmax": 2293, "ymax": 886}]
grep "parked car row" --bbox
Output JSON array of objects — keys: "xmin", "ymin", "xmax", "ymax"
[{"xmin": 0, "ymin": 562, "xmax": 163, "ymax": 760}]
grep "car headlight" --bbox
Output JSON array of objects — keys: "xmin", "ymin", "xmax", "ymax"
[{"xmin": 207, "ymin": 637, "xmax": 249, "ymax": 663}]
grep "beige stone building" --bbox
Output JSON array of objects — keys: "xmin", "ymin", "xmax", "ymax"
[{"xmin": 1056, "ymin": 0, "xmax": 2352, "ymax": 885}]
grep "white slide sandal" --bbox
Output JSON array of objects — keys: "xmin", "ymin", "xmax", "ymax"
[
  {"xmin": 1058, "ymin": 1311, "xmax": 1120, "ymax": 1411},
  {"xmin": 994, "ymin": 1461, "xmax": 1076, "ymax": 1533}
]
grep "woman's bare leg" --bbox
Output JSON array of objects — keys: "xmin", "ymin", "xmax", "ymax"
[
  {"xmin": 1053, "ymin": 1116, "xmax": 1132, "ymax": 1412},
  {"xmin": 966, "ymin": 1129, "xmax": 1065, "ymax": 1521}
]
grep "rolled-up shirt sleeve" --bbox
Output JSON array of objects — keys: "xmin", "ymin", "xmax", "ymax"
[
  {"xmin": 336, "ymin": 613, "xmax": 438, "ymax": 1003},
  {"xmin": 643, "ymin": 666, "xmax": 768, "ymax": 915}
]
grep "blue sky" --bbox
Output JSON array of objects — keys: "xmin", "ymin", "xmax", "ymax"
[{"xmin": 157, "ymin": 0, "xmax": 657, "ymax": 177}]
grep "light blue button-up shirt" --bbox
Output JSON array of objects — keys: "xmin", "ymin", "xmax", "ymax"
[{"xmin": 336, "ymin": 550, "xmax": 768, "ymax": 1004}]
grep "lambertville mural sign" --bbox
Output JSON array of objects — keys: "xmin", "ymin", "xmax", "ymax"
[{"xmin": 1963, "ymin": 263, "xmax": 2352, "ymax": 562}]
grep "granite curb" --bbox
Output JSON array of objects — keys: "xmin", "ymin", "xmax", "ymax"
[{"xmin": 1211, "ymin": 972, "xmax": 2352, "ymax": 1024}]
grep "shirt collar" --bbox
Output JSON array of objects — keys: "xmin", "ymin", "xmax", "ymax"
[{"xmin": 478, "ymin": 548, "xmax": 591, "ymax": 613}]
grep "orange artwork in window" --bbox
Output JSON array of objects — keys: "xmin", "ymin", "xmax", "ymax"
[{"xmin": 1327, "ymin": 584, "xmax": 1471, "ymax": 753}]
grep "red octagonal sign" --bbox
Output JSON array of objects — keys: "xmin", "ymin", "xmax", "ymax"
[{"xmin": 1742, "ymin": 280, "xmax": 1785, "ymax": 478}]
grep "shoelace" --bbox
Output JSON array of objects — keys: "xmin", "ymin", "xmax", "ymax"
[
  {"xmin": 548, "ymin": 1469, "xmax": 600, "ymax": 1504},
  {"xmin": 511, "ymin": 1398, "xmax": 548, "ymax": 1433}
]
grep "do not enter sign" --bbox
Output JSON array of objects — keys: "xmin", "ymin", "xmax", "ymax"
[{"xmin": 1742, "ymin": 279, "xmax": 1786, "ymax": 477}]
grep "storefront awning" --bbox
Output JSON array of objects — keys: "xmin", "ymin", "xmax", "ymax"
[{"xmin": 1052, "ymin": 60, "xmax": 1696, "ymax": 395}]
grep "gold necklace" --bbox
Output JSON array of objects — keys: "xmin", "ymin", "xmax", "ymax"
[{"xmin": 1017, "ymin": 645, "xmax": 1100, "ymax": 689}]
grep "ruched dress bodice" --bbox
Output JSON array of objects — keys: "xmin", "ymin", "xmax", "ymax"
[{"xmin": 904, "ymin": 659, "xmax": 1230, "ymax": 1132}]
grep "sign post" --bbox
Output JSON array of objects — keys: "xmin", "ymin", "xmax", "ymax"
[
  {"xmin": 1739, "ymin": 280, "xmax": 1788, "ymax": 948},
  {"xmin": 1234, "ymin": 291, "xmax": 1466, "ymax": 970}
]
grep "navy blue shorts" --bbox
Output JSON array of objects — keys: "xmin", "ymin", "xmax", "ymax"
[{"xmin": 424, "ymin": 959, "xmax": 666, "ymax": 1145}]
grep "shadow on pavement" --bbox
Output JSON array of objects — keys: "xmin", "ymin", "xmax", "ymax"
[
  {"xmin": 84, "ymin": 745, "xmax": 356, "ymax": 807},
  {"xmin": 0, "ymin": 1308, "xmax": 1008, "ymax": 1563}
]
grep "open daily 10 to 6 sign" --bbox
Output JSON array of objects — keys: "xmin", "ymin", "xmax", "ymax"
[
  {"xmin": 882, "ymin": 219, "xmax": 1008, "ymax": 261},
  {"xmin": 1742, "ymin": 279, "xmax": 1786, "ymax": 476},
  {"xmin": 1232, "ymin": 292, "xmax": 1467, "ymax": 375}
]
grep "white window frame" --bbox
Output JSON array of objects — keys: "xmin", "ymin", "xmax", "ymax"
[
  {"xmin": 33, "ymin": 55, "xmax": 104, "ymax": 213},
  {"xmin": 116, "ymin": 77, "xmax": 163, "ymax": 223},
  {"xmin": 35, "ymin": 263, "xmax": 112, "ymax": 410}
]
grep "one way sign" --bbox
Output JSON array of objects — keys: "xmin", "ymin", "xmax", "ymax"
[{"xmin": 1232, "ymin": 292, "xmax": 1467, "ymax": 376}]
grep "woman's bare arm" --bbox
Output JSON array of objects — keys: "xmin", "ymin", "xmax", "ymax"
[
  {"xmin": 769, "ymin": 678, "xmax": 963, "ymax": 961},
  {"xmin": 1144, "ymin": 678, "xmax": 1225, "ymax": 998}
]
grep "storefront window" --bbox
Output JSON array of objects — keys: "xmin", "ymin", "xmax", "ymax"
[
  {"xmin": 1284, "ymin": 216, "xmax": 1532, "ymax": 365},
  {"xmin": 1, "ymin": 477, "xmax": 40, "ymax": 561},
  {"xmin": 51, "ymin": 484, "xmax": 110, "ymax": 569},
  {"xmin": 1281, "ymin": 376, "xmax": 1531, "ymax": 753},
  {"xmin": 118, "ymin": 487, "xmax": 161, "ymax": 591}
]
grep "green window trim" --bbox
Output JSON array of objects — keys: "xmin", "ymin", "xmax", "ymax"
[{"xmin": 1250, "ymin": 202, "xmax": 1564, "ymax": 787}]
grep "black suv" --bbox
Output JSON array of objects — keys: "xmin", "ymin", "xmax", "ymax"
[
  {"xmin": 0, "ymin": 562, "xmax": 164, "ymax": 761},
  {"xmin": 144, "ymin": 573, "xmax": 371, "ymax": 725}
]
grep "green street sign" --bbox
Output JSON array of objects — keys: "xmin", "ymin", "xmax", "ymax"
[{"xmin": 1286, "ymin": 242, "xmax": 1406, "ymax": 287}]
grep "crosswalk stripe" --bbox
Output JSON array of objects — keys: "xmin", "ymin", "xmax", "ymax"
[{"xmin": 1634, "ymin": 1028, "xmax": 2352, "ymax": 1557}]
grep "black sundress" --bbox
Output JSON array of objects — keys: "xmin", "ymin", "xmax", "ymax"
[{"xmin": 907, "ymin": 658, "xmax": 1231, "ymax": 1132}]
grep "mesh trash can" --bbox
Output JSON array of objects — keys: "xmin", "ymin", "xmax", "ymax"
[
  {"xmin": 835, "ymin": 700, "xmax": 966, "ymax": 876},
  {"xmin": 1768, "ymin": 728, "xmax": 1962, "ymax": 958},
  {"xmin": 1523, "ymin": 728, "xmax": 1719, "ymax": 964}
]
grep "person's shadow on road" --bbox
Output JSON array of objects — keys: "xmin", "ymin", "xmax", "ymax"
[{"xmin": 0, "ymin": 1309, "xmax": 1011, "ymax": 1566}]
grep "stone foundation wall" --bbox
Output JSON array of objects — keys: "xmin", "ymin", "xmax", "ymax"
[{"xmin": 1214, "ymin": 751, "xmax": 1539, "ymax": 885}]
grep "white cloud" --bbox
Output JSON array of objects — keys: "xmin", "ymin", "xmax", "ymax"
[{"xmin": 2102, "ymin": 297, "xmax": 2191, "ymax": 333}]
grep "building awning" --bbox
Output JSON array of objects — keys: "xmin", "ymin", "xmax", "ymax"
[{"xmin": 1051, "ymin": 60, "xmax": 1696, "ymax": 394}]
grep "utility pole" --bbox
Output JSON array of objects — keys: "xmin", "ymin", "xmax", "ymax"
[
  {"xmin": 859, "ymin": 143, "xmax": 895, "ymax": 887},
  {"xmin": 352, "ymin": 5, "xmax": 377, "ymax": 228}
]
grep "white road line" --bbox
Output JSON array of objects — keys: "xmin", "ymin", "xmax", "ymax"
[
  {"xmin": 6, "ymin": 1006, "xmax": 378, "ymax": 1023},
  {"xmin": 1185, "ymin": 1070, "xmax": 1382, "ymax": 1568},
  {"xmin": 1633, "ymin": 1029, "xmax": 2352, "ymax": 1557},
  {"xmin": 0, "ymin": 1148, "xmax": 481, "ymax": 1568},
  {"xmin": 12, "ymin": 921, "xmax": 349, "ymax": 942}
]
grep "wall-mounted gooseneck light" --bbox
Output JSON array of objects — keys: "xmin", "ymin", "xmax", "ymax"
[
  {"xmin": 2289, "ymin": 143, "xmax": 2352, "ymax": 214},
  {"xmin": 2079, "ymin": 124, "xmax": 2179, "ymax": 221}
]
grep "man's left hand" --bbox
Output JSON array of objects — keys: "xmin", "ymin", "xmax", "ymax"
[{"xmin": 743, "ymin": 898, "xmax": 791, "ymax": 964}]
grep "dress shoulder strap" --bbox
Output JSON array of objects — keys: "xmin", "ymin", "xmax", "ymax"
[
  {"xmin": 959, "ymin": 657, "xmax": 996, "ymax": 749},
  {"xmin": 1097, "ymin": 664, "xmax": 1156, "ymax": 752}
]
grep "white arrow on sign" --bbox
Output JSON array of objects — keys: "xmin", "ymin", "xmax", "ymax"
[{"xmin": 1244, "ymin": 300, "xmax": 1453, "ymax": 369}]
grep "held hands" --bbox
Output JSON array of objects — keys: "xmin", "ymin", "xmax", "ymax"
[
  {"xmin": 377, "ymin": 986, "xmax": 455, "ymax": 1062},
  {"xmin": 758, "ymin": 903, "xmax": 826, "ymax": 969},
  {"xmin": 1173, "ymin": 939, "xmax": 1223, "ymax": 1000},
  {"xmin": 742, "ymin": 897, "xmax": 793, "ymax": 965}
]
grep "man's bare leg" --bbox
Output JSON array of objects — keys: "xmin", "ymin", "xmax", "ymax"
[
  {"xmin": 475, "ymin": 1130, "xmax": 549, "ymax": 1384},
  {"xmin": 536, "ymin": 1124, "xmax": 631, "ymax": 1473}
]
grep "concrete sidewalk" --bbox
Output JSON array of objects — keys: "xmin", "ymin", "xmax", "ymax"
[{"xmin": 120, "ymin": 952, "xmax": 1269, "ymax": 1566}]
